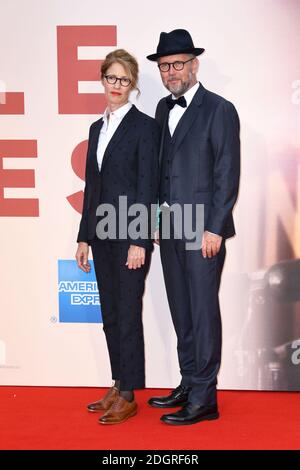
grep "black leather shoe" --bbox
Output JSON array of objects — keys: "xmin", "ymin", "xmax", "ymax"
[
  {"xmin": 160, "ymin": 403, "xmax": 219, "ymax": 425},
  {"xmin": 148, "ymin": 385, "xmax": 191, "ymax": 408}
]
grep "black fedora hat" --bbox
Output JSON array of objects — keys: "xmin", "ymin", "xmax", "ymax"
[{"xmin": 147, "ymin": 29, "xmax": 205, "ymax": 61}]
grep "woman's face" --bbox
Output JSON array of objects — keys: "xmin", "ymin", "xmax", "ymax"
[{"xmin": 101, "ymin": 62, "xmax": 132, "ymax": 109}]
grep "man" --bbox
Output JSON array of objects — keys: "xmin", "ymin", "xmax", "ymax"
[{"xmin": 146, "ymin": 29, "xmax": 240, "ymax": 425}]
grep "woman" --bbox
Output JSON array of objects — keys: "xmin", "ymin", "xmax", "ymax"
[{"xmin": 75, "ymin": 49, "xmax": 159, "ymax": 425}]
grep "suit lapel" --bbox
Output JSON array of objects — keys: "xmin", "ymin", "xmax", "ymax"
[
  {"xmin": 89, "ymin": 119, "xmax": 103, "ymax": 175},
  {"xmin": 159, "ymin": 107, "xmax": 170, "ymax": 166},
  {"xmin": 100, "ymin": 105, "xmax": 137, "ymax": 172},
  {"xmin": 170, "ymin": 83, "xmax": 206, "ymax": 156}
]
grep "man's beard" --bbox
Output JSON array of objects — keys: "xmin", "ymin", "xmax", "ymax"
[{"xmin": 164, "ymin": 76, "xmax": 191, "ymax": 97}]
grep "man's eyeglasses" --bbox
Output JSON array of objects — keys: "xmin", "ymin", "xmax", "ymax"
[
  {"xmin": 104, "ymin": 75, "xmax": 132, "ymax": 87},
  {"xmin": 158, "ymin": 57, "xmax": 194, "ymax": 72}
]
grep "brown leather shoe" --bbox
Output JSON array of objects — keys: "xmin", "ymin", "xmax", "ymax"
[
  {"xmin": 99, "ymin": 396, "xmax": 137, "ymax": 425},
  {"xmin": 86, "ymin": 386, "xmax": 119, "ymax": 412}
]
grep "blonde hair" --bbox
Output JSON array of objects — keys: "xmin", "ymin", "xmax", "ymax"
[{"xmin": 101, "ymin": 49, "xmax": 140, "ymax": 96}]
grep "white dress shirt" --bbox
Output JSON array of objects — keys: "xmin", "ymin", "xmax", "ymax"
[
  {"xmin": 162, "ymin": 82, "xmax": 200, "ymax": 208},
  {"xmin": 168, "ymin": 82, "xmax": 199, "ymax": 136},
  {"xmin": 96, "ymin": 102, "xmax": 132, "ymax": 171}
]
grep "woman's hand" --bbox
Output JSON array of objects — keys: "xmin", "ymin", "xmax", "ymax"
[
  {"xmin": 126, "ymin": 245, "xmax": 146, "ymax": 269},
  {"xmin": 76, "ymin": 242, "xmax": 91, "ymax": 273}
]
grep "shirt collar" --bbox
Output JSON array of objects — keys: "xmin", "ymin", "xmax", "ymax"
[
  {"xmin": 172, "ymin": 82, "xmax": 199, "ymax": 108},
  {"xmin": 102, "ymin": 102, "xmax": 132, "ymax": 126}
]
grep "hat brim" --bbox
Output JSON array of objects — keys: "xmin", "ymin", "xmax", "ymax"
[{"xmin": 146, "ymin": 47, "xmax": 205, "ymax": 61}]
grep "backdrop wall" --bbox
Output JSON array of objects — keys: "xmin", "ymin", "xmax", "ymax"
[{"xmin": 1, "ymin": 0, "xmax": 300, "ymax": 390}]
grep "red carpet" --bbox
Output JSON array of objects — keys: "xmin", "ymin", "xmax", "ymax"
[{"xmin": 0, "ymin": 387, "xmax": 299, "ymax": 450}]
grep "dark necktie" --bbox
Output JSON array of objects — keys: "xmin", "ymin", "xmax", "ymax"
[{"xmin": 166, "ymin": 95, "xmax": 187, "ymax": 110}]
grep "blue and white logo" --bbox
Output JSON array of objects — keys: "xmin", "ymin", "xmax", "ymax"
[{"xmin": 58, "ymin": 260, "xmax": 102, "ymax": 323}]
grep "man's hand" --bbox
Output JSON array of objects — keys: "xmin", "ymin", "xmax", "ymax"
[
  {"xmin": 126, "ymin": 245, "xmax": 146, "ymax": 269},
  {"xmin": 201, "ymin": 231, "xmax": 222, "ymax": 258},
  {"xmin": 76, "ymin": 242, "xmax": 91, "ymax": 273}
]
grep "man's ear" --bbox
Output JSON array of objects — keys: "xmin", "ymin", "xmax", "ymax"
[{"xmin": 193, "ymin": 57, "xmax": 200, "ymax": 74}]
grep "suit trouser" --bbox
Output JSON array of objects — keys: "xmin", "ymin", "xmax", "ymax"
[
  {"xmin": 91, "ymin": 238, "xmax": 151, "ymax": 390},
  {"xmin": 159, "ymin": 233, "xmax": 226, "ymax": 406}
]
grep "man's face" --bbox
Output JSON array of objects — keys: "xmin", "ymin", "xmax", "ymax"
[{"xmin": 157, "ymin": 53, "xmax": 199, "ymax": 97}]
